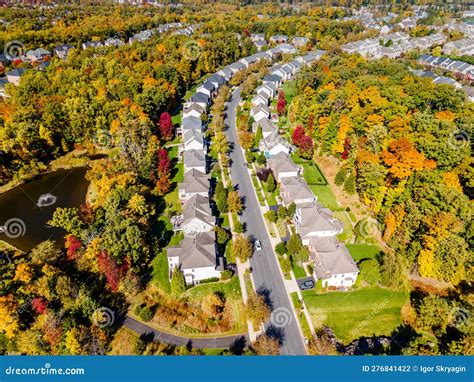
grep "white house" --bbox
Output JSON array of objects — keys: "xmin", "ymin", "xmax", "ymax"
[
  {"xmin": 183, "ymin": 103, "xmax": 205, "ymax": 119},
  {"xmin": 259, "ymin": 130, "xmax": 290, "ymax": 158},
  {"xmin": 250, "ymin": 104, "xmax": 270, "ymax": 122},
  {"xmin": 251, "ymin": 94, "xmax": 268, "ymax": 108},
  {"xmin": 180, "ymin": 194, "xmax": 214, "ymax": 234},
  {"xmin": 267, "ymin": 152, "xmax": 299, "ymax": 181},
  {"xmin": 178, "ymin": 169, "xmax": 209, "ymax": 201},
  {"xmin": 293, "ymin": 202, "xmax": 343, "ymax": 245},
  {"xmin": 309, "ymin": 236, "xmax": 359, "ymax": 288},
  {"xmin": 183, "ymin": 149, "xmax": 206, "ymax": 173},
  {"xmin": 253, "ymin": 118, "xmax": 277, "ymax": 138},
  {"xmin": 167, "ymin": 231, "xmax": 223, "ymax": 285},
  {"xmin": 183, "ymin": 127, "xmax": 205, "ymax": 151},
  {"xmin": 196, "ymin": 81, "xmax": 215, "ymax": 98},
  {"xmin": 279, "ymin": 177, "xmax": 315, "ymax": 207}
]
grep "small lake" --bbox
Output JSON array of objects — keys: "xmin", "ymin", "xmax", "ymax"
[{"xmin": 0, "ymin": 167, "xmax": 89, "ymax": 252}]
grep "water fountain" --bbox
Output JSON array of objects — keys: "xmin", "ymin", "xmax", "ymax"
[{"xmin": 36, "ymin": 193, "xmax": 57, "ymax": 207}]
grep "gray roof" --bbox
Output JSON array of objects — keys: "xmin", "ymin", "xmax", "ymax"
[
  {"xmin": 263, "ymin": 74, "xmax": 282, "ymax": 83},
  {"xmin": 182, "ymin": 115, "xmax": 202, "ymax": 130},
  {"xmin": 295, "ymin": 202, "xmax": 343, "ymax": 239},
  {"xmin": 280, "ymin": 176, "xmax": 314, "ymax": 205},
  {"xmin": 182, "ymin": 194, "xmax": 214, "ymax": 227},
  {"xmin": 267, "ymin": 152, "xmax": 298, "ymax": 175},
  {"xmin": 183, "ymin": 128, "xmax": 204, "ymax": 146},
  {"xmin": 183, "ymin": 149, "xmax": 206, "ymax": 167},
  {"xmin": 190, "ymin": 92, "xmax": 209, "ymax": 103},
  {"xmin": 178, "ymin": 169, "xmax": 209, "ymax": 194},
  {"xmin": 198, "ymin": 80, "xmax": 215, "ymax": 92},
  {"xmin": 208, "ymin": 73, "xmax": 225, "ymax": 86},
  {"xmin": 311, "ymin": 242, "xmax": 359, "ymax": 279},
  {"xmin": 254, "ymin": 118, "xmax": 277, "ymax": 134},
  {"xmin": 261, "ymin": 130, "xmax": 290, "ymax": 152},
  {"xmin": 167, "ymin": 231, "xmax": 217, "ymax": 269}
]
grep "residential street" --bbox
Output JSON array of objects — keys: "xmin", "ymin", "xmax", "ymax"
[
  {"xmin": 224, "ymin": 87, "xmax": 307, "ymax": 355},
  {"xmin": 124, "ymin": 316, "xmax": 248, "ymax": 350}
]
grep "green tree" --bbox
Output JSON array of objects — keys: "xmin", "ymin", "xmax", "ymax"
[
  {"xmin": 287, "ymin": 202, "xmax": 296, "ymax": 217},
  {"xmin": 286, "ymin": 234, "xmax": 302, "ymax": 256},
  {"xmin": 214, "ymin": 181, "xmax": 228, "ymax": 213},
  {"xmin": 275, "ymin": 242, "xmax": 287, "ymax": 255},
  {"xmin": 335, "ymin": 167, "xmax": 348, "ymax": 186},
  {"xmin": 343, "ymin": 173, "xmax": 356, "ymax": 194},
  {"xmin": 266, "ymin": 173, "xmax": 276, "ymax": 193},
  {"xmin": 245, "ymin": 294, "xmax": 270, "ymax": 327},
  {"xmin": 358, "ymin": 259, "xmax": 381, "ymax": 286},
  {"xmin": 170, "ymin": 268, "xmax": 186, "ymax": 295},
  {"xmin": 264, "ymin": 210, "xmax": 278, "ymax": 223},
  {"xmin": 215, "ymin": 226, "xmax": 230, "ymax": 245}
]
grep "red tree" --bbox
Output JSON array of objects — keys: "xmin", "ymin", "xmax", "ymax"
[
  {"xmin": 158, "ymin": 112, "xmax": 173, "ymax": 141},
  {"xmin": 276, "ymin": 97, "xmax": 287, "ymax": 116},
  {"xmin": 32, "ymin": 297, "xmax": 48, "ymax": 314},
  {"xmin": 299, "ymin": 135, "xmax": 314, "ymax": 159},
  {"xmin": 65, "ymin": 235, "xmax": 82, "ymax": 261},
  {"xmin": 157, "ymin": 148, "xmax": 171, "ymax": 176},
  {"xmin": 292, "ymin": 125, "xmax": 305, "ymax": 146},
  {"xmin": 97, "ymin": 251, "xmax": 128, "ymax": 292}
]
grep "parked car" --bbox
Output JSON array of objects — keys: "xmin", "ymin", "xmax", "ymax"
[
  {"xmin": 299, "ymin": 280, "xmax": 315, "ymax": 290},
  {"xmin": 255, "ymin": 239, "xmax": 262, "ymax": 251}
]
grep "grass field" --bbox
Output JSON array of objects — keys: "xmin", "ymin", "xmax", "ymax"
[
  {"xmin": 183, "ymin": 276, "xmax": 242, "ymax": 300},
  {"xmin": 292, "ymin": 261, "xmax": 307, "ymax": 279},
  {"xmin": 290, "ymin": 292, "xmax": 312, "ymax": 338},
  {"xmin": 152, "ymin": 251, "xmax": 171, "ymax": 293},
  {"xmin": 346, "ymin": 243, "xmax": 384, "ymax": 262},
  {"xmin": 333, "ymin": 211, "xmax": 354, "ymax": 243},
  {"xmin": 302, "ymin": 287, "xmax": 408, "ymax": 344},
  {"xmin": 309, "ymin": 184, "xmax": 339, "ymax": 210},
  {"xmin": 301, "ymin": 162, "xmax": 327, "ymax": 186}
]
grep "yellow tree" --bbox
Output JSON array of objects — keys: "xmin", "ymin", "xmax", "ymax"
[{"xmin": 0, "ymin": 295, "xmax": 19, "ymax": 338}]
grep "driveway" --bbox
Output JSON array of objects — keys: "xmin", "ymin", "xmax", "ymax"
[{"xmin": 224, "ymin": 88, "xmax": 307, "ymax": 355}]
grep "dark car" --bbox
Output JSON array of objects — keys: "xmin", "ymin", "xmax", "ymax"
[{"xmin": 299, "ymin": 280, "xmax": 315, "ymax": 290}]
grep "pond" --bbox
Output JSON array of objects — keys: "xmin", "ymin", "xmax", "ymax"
[{"xmin": 0, "ymin": 167, "xmax": 89, "ymax": 252}]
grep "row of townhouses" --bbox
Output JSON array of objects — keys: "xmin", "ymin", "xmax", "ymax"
[
  {"xmin": 251, "ymin": 34, "xmax": 310, "ymax": 51},
  {"xmin": 248, "ymin": 53, "xmax": 359, "ymax": 289},
  {"xmin": 167, "ymin": 43, "xmax": 302, "ymax": 285},
  {"xmin": 0, "ymin": 22, "xmax": 192, "ymax": 97}
]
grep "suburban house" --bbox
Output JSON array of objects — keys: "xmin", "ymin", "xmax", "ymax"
[
  {"xmin": 263, "ymin": 73, "xmax": 283, "ymax": 88},
  {"xmin": 280, "ymin": 177, "xmax": 315, "ymax": 206},
  {"xmin": 259, "ymin": 130, "xmax": 291, "ymax": 157},
  {"xmin": 178, "ymin": 169, "xmax": 209, "ymax": 201},
  {"xmin": 6, "ymin": 68, "xmax": 26, "ymax": 86},
  {"xmin": 104, "ymin": 37, "xmax": 124, "ymax": 47},
  {"xmin": 183, "ymin": 103, "xmax": 205, "ymax": 119},
  {"xmin": 207, "ymin": 73, "xmax": 226, "ymax": 90},
  {"xmin": 273, "ymin": 43, "xmax": 297, "ymax": 54},
  {"xmin": 250, "ymin": 104, "xmax": 270, "ymax": 122},
  {"xmin": 444, "ymin": 38, "xmax": 474, "ymax": 56},
  {"xmin": 53, "ymin": 44, "xmax": 74, "ymax": 59},
  {"xmin": 293, "ymin": 202, "xmax": 343, "ymax": 245},
  {"xmin": 308, "ymin": 236, "xmax": 359, "ymax": 288},
  {"xmin": 82, "ymin": 41, "xmax": 103, "ymax": 50},
  {"xmin": 183, "ymin": 128, "xmax": 205, "ymax": 151},
  {"xmin": 292, "ymin": 36, "xmax": 309, "ymax": 47},
  {"xmin": 251, "ymin": 33, "xmax": 266, "ymax": 43},
  {"xmin": 182, "ymin": 115, "xmax": 203, "ymax": 131},
  {"xmin": 217, "ymin": 67, "xmax": 233, "ymax": 81},
  {"xmin": 189, "ymin": 92, "xmax": 210, "ymax": 108},
  {"xmin": 196, "ymin": 81, "xmax": 215, "ymax": 98},
  {"xmin": 251, "ymin": 94, "xmax": 268, "ymax": 108},
  {"xmin": 253, "ymin": 118, "xmax": 277, "ymax": 138},
  {"xmin": 180, "ymin": 194, "xmax": 215, "ymax": 234},
  {"xmin": 254, "ymin": 40, "xmax": 266, "ymax": 52},
  {"xmin": 270, "ymin": 34, "xmax": 288, "ymax": 44},
  {"xmin": 267, "ymin": 152, "xmax": 299, "ymax": 181},
  {"xmin": 256, "ymin": 84, "xmax": 275, "ymax": 99},
  {"xmin": 183, "ymin": 149, "xmax": 206, "ymax": 173},
  {"xmin": 167, "ymin": 231, "xmax": 223, "ymax": 285},
  {"xmin": 25, "ymin": 48, "xmax": 50, "ymax": 62},
  {"xmin": 228, "ymin": 61, "xmax": 246, "ymax": 74}
]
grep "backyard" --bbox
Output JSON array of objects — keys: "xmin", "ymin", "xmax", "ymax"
[{"xmin": 302, "ymin": 287, "xmax": 408, "ymax": 344}]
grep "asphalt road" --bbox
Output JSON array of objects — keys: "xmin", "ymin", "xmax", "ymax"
[
  {"xmin": 224, "ymin": 87, "xmax": 307, "ymax": 355},
  {"xmin": 124, "ymin": 316, "xmax": 248, "ymax": 350}
]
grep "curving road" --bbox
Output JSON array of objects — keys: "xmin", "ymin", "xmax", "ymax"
[
  {"xmin": 224, "ymin": 88, "xmax": 307, "ymax": 355},
  {"xmin": 124, "ymin": 316, "xmax": 248, "ymax": 350}
]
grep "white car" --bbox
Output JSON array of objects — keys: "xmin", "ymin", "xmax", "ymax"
[{"xmin": 255, "ymin": 240, "xmax": 262, "ymax": 251}]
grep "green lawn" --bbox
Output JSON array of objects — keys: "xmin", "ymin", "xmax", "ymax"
[
  {"xmin": 333, "ymin": 211, "xmax": 354, "ymax": 243},
  {"xmin": 183, "ymin": 276, "xmax": 242, "ymax": 300},
  {"xmin": 292, "ymin": 261, "xmax": 307, "ymax": 279},
  {"xmin": 302, "ymin": 287, "xmax": 408, "ymax": 344},
  {"xmin": 282, "ymin": 80, "xmax": 296, "ymax": 103},
  {"xmin": 309, "ymin": 184, "xmax": 339, "ymax": 210},
  {"xmin": 220, "ymin": 213, "xmax": 230, "ymax": 228},
  {"xmin": 290, "ymin": 292, "xmax": 312, "ymax": 338},
  {"xmin": 346, "ymin": 243, "xmax": 384, "ymax": 262},
  {"xmin": 151, "ymin": 251, "xmax": 171, "ymax": 293},
  {"xmin": 301, "ymin": 162, "xmax": 327, "ymax": 186}
]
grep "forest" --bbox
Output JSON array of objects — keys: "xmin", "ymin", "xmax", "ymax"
[{"xmin": 289, "ymin": 52, "xmax": 472, "ymax": 354}]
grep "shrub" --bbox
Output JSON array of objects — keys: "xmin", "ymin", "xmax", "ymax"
[
  {"xmin": 138, "ymin": 306, "xmax": 154, "ymax": 322},
  {"xmin": 234, "ymin": 220, "xmax": 244, "ymax": 233},
  {"xmin": 245, "ymin": 150, "xmax": 254, "ymax": 163},
  {"xmin": 220, "ymin": 270, "xmax": 233, "ymax": 280},
  {"xmin": 275, "ymin": 241, "xmax": 287, "ymax": 255},
  {"xmin": 343, "ymin": 173, "xmax": 356, "ymax": 194},
  {"xmin": 256, "ymin": 168, "xmax": 272, "ymax": 182},
  {"xmin": 266, "ymin": 173, "xmax": 276, "ymax": 192},
  {"xmin": 359, "ymin": 259, "xmax": 381, "ymax": 285},
  {"xmin": 256, "ymin": 152, "xmax": 266, "ymax": 165},
  {"xmin": 199, "ymin": 277, "xmax": 220, "ymax": 284},
  {"xmin": 264, "ymin": 210, "xmax": 278, "ymax": 223},
  {"xmin": 335, "ymin": 168, "xmax": 348, "ymax": 186}
]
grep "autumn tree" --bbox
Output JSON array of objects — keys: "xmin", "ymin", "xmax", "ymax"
[
  {"xmin": 245, "ymin": 293, "xmax": 270, "ymax": 327},
  {"xmin": 158, "ymin": 112, "xmax": 173, "ymax": 141},
  {"xmin": 231, "ymin": 235, "xmax": 253, "ymax": 262},
  {"xmin": 170, "ymin": 267, "xmax": 186, "ymax": 295},
  {"xmin": 227, "ymin": 190, "xmax": 243, "ymax": 214},
  {"xmin": 252, "ymin": 334, "xmax": 280, "ymax": 355}
]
